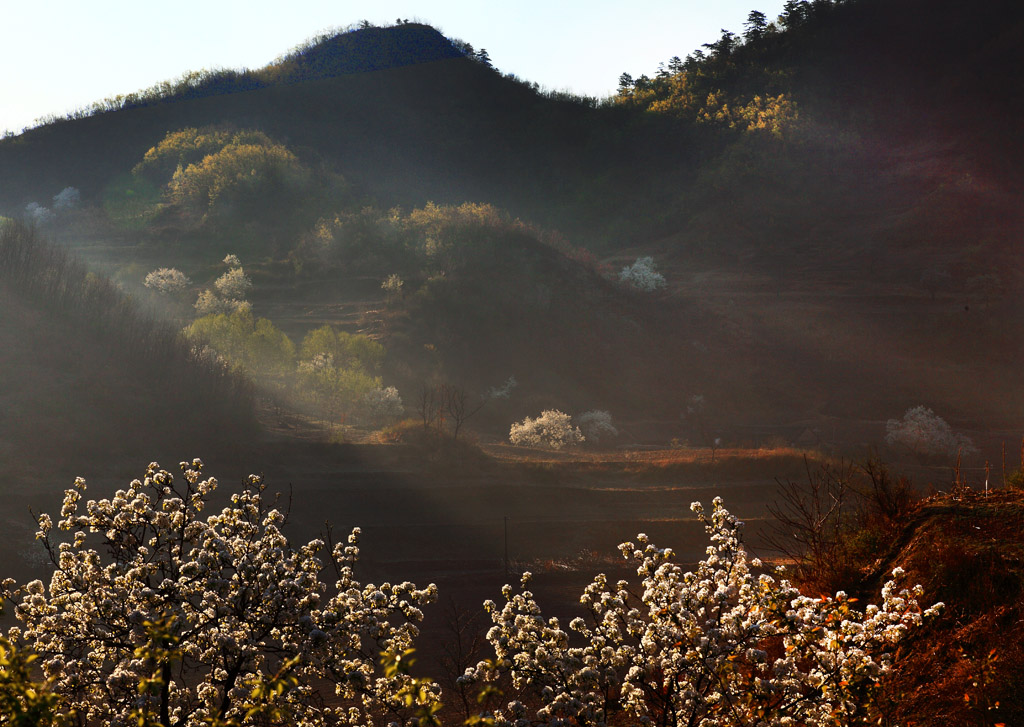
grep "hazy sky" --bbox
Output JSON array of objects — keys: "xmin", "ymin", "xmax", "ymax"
[{"xmin": 2, "ymin": 0, "xmax": 789, "ymax": 135}]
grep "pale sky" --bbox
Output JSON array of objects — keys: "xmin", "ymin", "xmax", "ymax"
[{"xmin": 1, "ymin": 0, "xmax": 789, "ymax": 135}]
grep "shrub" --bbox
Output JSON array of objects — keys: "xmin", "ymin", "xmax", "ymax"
[
  {"xmin": 467, "ymin": 497, "xmax": 942, "ymax": 727},
  {"xmin": 619, "ymin": 255, "xmax": 666, "ymax": 291},
  {"xmin": 885, "ymin": 406, "xmax": 977, "ymax": 460},
  {"xmin": 381, "ymin": 273, "xmax": 404, "ymax": 300},
  {"xmin": 509, "ymin": 409, "xmax": 584, "ymax": 449},
  {"xmin": 4, "ymin": 460, "xmax": 438, "ymax": 725}
]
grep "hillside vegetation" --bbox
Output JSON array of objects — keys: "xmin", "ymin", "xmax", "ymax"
[{"xmin": 0, "ymin": 221, "xmax": 255, "ymax": 480}]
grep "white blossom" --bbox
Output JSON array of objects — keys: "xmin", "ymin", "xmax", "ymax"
[
  {"xmin": 381, "ymin": 273, "xmax": 403, "ymax": 296},
  {"xmin": 619, "ymin": 256, "xmax": 666, "ymax": 291},
  {"xmin": 885, "ymin": 405, "xmax": 977, "ymax": 459},
  {"xmin": 509, "ymin": 409, "xmax": 584, "ymax": 449},
  {"xmin": 470, "ymin": 497, "xmax": 939, "ymax": 727},
  {"xmin": 24, "ymin": 202, "xmax": 55, "ymax": 225},
  {"xmin": 143, "ymin": 267, "xmax": 191, "ymax": 294},
  {"xmin": 52, "ymin": 186, "xmax": 81, "ymax": 211},
  {"xmin": 6, "ymin": 460, "xmax": 439, "ymax": 726},
  {"xmin": 193, "ymin": 289, "xmax": 245, "ymax": 316},
  {"xmin": 213, "ymin": 266, "xmax": 253, "ymax": 301}
]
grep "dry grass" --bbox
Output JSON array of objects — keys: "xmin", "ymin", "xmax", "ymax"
[{"xmin": 481, "ymin": 444, "xmax": 818, "ymax": 482}]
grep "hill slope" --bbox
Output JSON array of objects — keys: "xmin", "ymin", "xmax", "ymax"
[{"xmin": 0, "ymin": 0, "xmax": 1021, "ymax": 447}]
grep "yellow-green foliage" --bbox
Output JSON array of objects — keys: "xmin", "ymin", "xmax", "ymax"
[
  {"xmin": 406, "ymin": 202, "xmax": 518, "ymax": 274},
  {"xmin": 300, "ymin": 325, "xmax": 384, "ymax": 371},
  {"xmin": 697, "ymin": 92, "xmax": 799, "ymax": 137},
  {"xmin": 0, "ymin": 636, "xmax": 64, "ymax": 726},
  {"xmin": 168, "ymin": 140, "xmax": 306, "ymax": 214},
  {"xmin": 133, "ymin": 127, "xmax": 310, "ymax": 220},
  {"xmin": 405, "ymin": 201, "xmax": 506, "ymax": 239},
  {"xmin": 291, "ymin": 200, "xmax": 537, "ymax": 281},
  {"xmin": 297, "ymin": 326, "xmax": 385, "ymax": 419},
  {"xmin": 616, "ymin": 58, "xmax": 800, "ymax": 139},
  {"xmin": 296, "ymin": 360, "xmax": 381, "ymax": 417},
  {"xmin": 132, "ymin": 127, "xmax": 234, "ymax": 182},
  {"xmin": 185, "ymin": 306, "xmax": 295, "ymax": 375}
]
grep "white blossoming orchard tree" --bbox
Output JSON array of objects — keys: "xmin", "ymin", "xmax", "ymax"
[
  {"xmin": 4, "ymin": 460, "xmax": 438, "ymax": 727},
  {"xmin": 214, "ymin": 267, "xmax": 253, "ymax": 302},
  {"xmin": 465, "ymin": 497, "xmax": 941, "ymax": 727},
  {"xmin": 509, "ymin": 410, "xmax": 584, "ymax": 450},
  {"xmin": 144, "ymin": 267, "xmax": 192, "ymax": 295},
  {"xmin": 885, "ymin": 405, "xmax": 977, "ymax": 460}
]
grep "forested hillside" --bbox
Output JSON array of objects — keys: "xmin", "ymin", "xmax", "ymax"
[{"xmin": 1, "ymin": 0, "xmax": 1022, "ymax": 450}]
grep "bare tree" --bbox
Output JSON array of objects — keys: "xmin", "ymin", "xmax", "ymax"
[
  {"xmin": 417, "ymin": 382, "xmax": 485, "ymax": 440},
  {"xmin": 764, "ymin": 458, "xmax": 858, "ymax": 590},
  {"xmin": 443, "ymin": 383, "xmax": 485, "ymax": 441},
  {"xmin": 437, "ymin": 598, "xmax": 488, "ymax": 720}
]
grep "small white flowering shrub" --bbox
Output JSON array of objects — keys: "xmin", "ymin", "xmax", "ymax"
[
  {"xmin": 143, "ymin": 267, "xmax": 191, "ymax": 294},
  {"xmin": 577, "ymin": 409, "xmax": 618, "ymax": 445},
  {"xmin": 466, "ymin": 497, "xmax": 941, "ymax": 727},
  {"xmin": 222, "ymin": 253, "xmax": 241, "ymax": 267},
  {"xmin": 509, "ymin": 409, "xmax": 584, "ymax": 449},
  {"xmin": 381, "ymin": 273, "xmax": 404, "ymax": 298},
  {"xmin": 4, "ymin": 460, "xmax": 438, "ymax": 726},
  {"xmin": 885, "ymin": 405, "xmax": 977, "ymax": 459},
  {"xmin": 619, "ymin": 255, "xmax": 666, "ymax": 291}
]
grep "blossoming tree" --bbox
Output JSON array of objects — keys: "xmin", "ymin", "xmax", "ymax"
[
  {"xmin": 618, "ymin": 256, "xmax": 666, "ymax": 292},
  {"xmin": 885, "ymin": 405, "xmax": 977, "ymax": 460},
  {"xmin": 144, "ymin": 267, "xmax": 192, "ymax": 295},
  {"xmin": 509, "ymin": 410, "xmax": 584, "ymax": 450},
  {"xmin": 4, "ymin": 460, "xmax": 438, "ymax": 727},
  {"xmin": 466, "ymin": 497, "xmax": 941, "ymax": 727}
]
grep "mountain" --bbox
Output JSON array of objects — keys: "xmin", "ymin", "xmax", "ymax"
[
  {"xmin": 0, "ymin": 23, "xmax": 662, "ymax": 243},
  {"xmin": 0, "ymin": 0, "xmax": 1022, "ymax": 446}
]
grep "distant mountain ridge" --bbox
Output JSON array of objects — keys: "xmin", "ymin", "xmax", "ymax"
[{"xmin": 267, "ymin": 23, "xmax": 466, "ymax": 78}]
